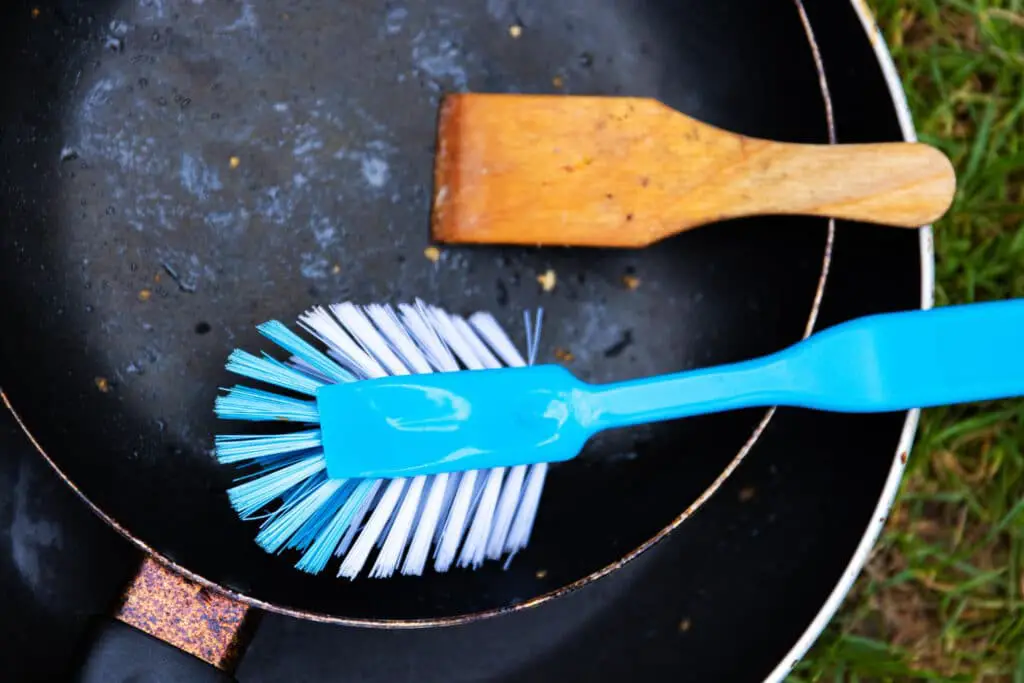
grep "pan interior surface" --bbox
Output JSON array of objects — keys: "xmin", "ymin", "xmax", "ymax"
[{"xmin": 0, "ymin": 0, "xmax": 833, "ymax": 620}]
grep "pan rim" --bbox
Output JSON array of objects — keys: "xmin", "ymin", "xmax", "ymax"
[
  {"xmin": 2, "ymin": 0, "xmax": 847, "ymax": 629},
  {"xmin": 763, "ymin": 2, "xmax": 933, "ymax": 680}
]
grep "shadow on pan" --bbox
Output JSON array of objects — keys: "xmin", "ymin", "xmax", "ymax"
[{"xmin": 0, "ymin": 0, "xmax": 923, "ymax": 679}]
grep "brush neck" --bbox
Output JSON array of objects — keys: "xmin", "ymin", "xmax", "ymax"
[{"xmin": 579, "ymin": 352, "xmax": 793, "ymax": 432}]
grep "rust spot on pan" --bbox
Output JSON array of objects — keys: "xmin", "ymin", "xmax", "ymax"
[{"xmin": 116, "ymin": 556, "xmax": 256, "ymax": 671}]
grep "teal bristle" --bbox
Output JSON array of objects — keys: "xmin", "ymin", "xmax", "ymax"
[
  {"xmin": 296, "ymin": 479, "xmax": 378, "ymax": 574},
  {"xmin": 227, "ymin": 453, "xmax": 327, "ymax": 519},
  {"xmin": 256, "ymin": 476, "xmax": 344, "ymax": 554},
  {"xmin": 215, "ymin": 431, "xmax": 323, "ymax": 464},
  {"xmin": 225, "ymin": 349, "xmax": 325, "ymax": 396},
  {"xmin": 257, "ymin": 320, "xmax": 354, "ymax": 384},
  {"xmin": 214, "ymin": 386, "xmax": 319, "ymax": 423}
]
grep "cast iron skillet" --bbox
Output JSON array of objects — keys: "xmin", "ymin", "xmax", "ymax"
[{"xmin": 0, "ymin": 0, "xmax": 925, "ymax": 679}]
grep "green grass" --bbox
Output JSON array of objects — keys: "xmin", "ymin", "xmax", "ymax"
[{"xmin": 791, "ymin": 1, "xmax": 1024, "ymax": 681}]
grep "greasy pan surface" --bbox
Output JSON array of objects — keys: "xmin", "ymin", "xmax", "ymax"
[{"xmin": 0, "ymin": 0, "xmax": 920, "ymax": 650}]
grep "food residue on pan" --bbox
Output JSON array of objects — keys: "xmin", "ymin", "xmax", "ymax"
[
  {"xmin": 508, "ymin": 23, "xmax": 522, "ymax": 38},
  {"xmin": 537, "ymin": 269, "xmax": 556, "ymax": 292},
  {"xmin": 94, "ymin": 376, "xmax": 110, "ymax": 393},
  {"xmin": 229, "ymin": 156, "xmax": 241, "ymax": 169},
  {"xmin": 535, "ymin": 569, "xmax": 547, "ymax": 579},
  {"xmin": 622, "ymin": 274, "xmax": 641, "ymax": 290},
  {"xmin": 138, "ymin": 289, "xmax": 152, "ymax": 302},
  {"xmin": 554, "ymin": 347, "xmax": 574, "ymax": 362},
  {"xmin": 739, "ymin": 486, "xmax": 756, "ymax": 503},
  {"xmin": 679, "ymin": 618, "xmax": 692, "ymax": 633},
  {"xmin": 423, "ymin": 246, "xmax": 441, "ymax": 263}
]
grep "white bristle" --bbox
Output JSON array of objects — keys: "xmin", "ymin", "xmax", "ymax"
[
  {"xmin": 468, "ymin": 311, "xmax": 528, "ymax": 366},
  {"xmin": 335, "ymin": 480, "xmax": 382, "ymax": 556},
  {"xmin": 406, "ymin": 480, "xmax": 430, "ymax": 539},
  {"xmin": 398, "ymin": 301, "xmax": 459, "ymax": 372},
  {"xmin": 425, "ymin": 307, "xmax": 484, "ymax": 370},
  {"xmin": 216, "ymin": 301, "xmax": 548, "ymax": 579},
  {"xmin": 371, "ymin": 474, "xmax": 426, "ymax": 577},
  {"xmin": 506, "ymin": 462, "xmax": 549, "ymax": 553},
  {"xmin": 460, "ymin": 324, "xmax": 503, "ymax": 368},
  {"xmin": 432, "ymin": 471, "xmax": 462, "ymax": 546},
  {"xmin": 459, "ymin": 467, "xmax": 505, "ymax": 569},
  {"xmin": 487, "ymin": 464, "xmax": 527, "ymax": 559},
  {"xmin": 365, "ymin": 304, "xmax": 434, "ymax": 374},
  {"xmin": 434, "ymin": 470, "xmax": 478, "ymax": 572},
  {"xmin": 330, "ymin": 302, "xmax": 409, "ymax": 376},
  {"xmin": 375, "ymin": 490, "xmax": 403, "ymax": 551},
  {"xmin": 298, "ymin": 306, "xmax": 386, "ymax": 379},
  {"xmin": 402, "ymin": 472, "xmax": 449, "ymax": 575},
  {"xmin": 338, "ymin": 478, "xmax": 407, "ymax": 579}
]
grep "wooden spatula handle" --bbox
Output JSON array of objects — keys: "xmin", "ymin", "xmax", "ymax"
[
  {"xmin": 705, "ymin": 140, "xmax": 954, "ymax": 229},
  {"xmin": 431, "ymin": 94, "xmax": 956, "ymax": 248}
]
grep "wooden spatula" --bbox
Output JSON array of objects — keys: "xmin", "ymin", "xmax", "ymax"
[{"xmin": 431, "ymin": 93, "xmax": 956, "ymax": 248}]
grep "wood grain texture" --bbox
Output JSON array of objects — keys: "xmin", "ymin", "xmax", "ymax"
[{"xmin": 431, "ymin": 94, "xmax": 956, "ymax": 248}]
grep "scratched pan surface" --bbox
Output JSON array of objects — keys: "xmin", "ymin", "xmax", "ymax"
[{"xmin": 0, "ymin": 0, "xmax": 923, "ymax": 678}]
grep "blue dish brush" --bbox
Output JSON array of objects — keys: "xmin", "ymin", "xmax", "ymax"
[
  {"xmin": 219, "ymin": 298, "xmax": 1024, "ymax": 579},
  {"xmin": 308, "ymin": 299, "xmax": 1024, "ymax": 481},
  {"xmin": 214, "ymin": 300, "xmax": 546, "ymax": 579}
]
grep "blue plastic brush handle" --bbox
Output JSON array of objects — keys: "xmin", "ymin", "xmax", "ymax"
[
  {"xmin": 585, "ymin": 299, "xmax": 1024, "ymax": 431},
  {"xmin": 319, "ymin": 300, "xmax": 1024, "ymax": 479}
]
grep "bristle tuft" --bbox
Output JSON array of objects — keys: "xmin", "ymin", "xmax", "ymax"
[
  {"xmin": 297, "ymin": 479, "xmax": 377, "ymax": 574},
  {"xmin": 215, "ymin": 386, "xmax": 319, "ymax": 423},
  {"xmin": 225, "ymin": 349, "xmax": 324, "ymax": 395},
  {"xmin": 215, "ymin": 430, "xmax": 322, "ymax": 464},
  {"xmin": 487, "ymin": 464, "xmax": 527, "ymax": 559},
  {"xmin": 434, "ymin": 470, "xmax": 477, "ymax": 572},
  {"xmin": 255, "ymin": 476, "xmax": 343, "ymax": 554},
  {"xmin": 257, "ymin": 320, "xmax": 354, "ymax": 384},
  {"xmin": 227, "ymin": 452, "xmax": 326, "ymax": 519},
  {"xmin": 298, "ymin": 306, "xmax": 386, "ymax": 379},
  {"xmin": 459, "ymin": 467, "xmax": 504, "ymax": 569},
  {"xmin": 401, "ymin": 472, "xmax": 450, "ymax": 575},
  {"xmin": 339, "ymin": 478, "xmax": 407, "ymax": 579},
  {"xmin": 371, "ymin": 475, "xmax": 426, "ymax": 578}
]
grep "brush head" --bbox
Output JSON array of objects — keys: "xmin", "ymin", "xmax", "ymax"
[
  {"xmin": 213, "ymin": 300, "xmax": 550, "ymax": 579},
  {"xmin": 317, "ymin": 365, "xmax": 588, "ymax": 479}
]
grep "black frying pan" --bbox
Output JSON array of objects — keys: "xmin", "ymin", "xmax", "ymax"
[{"xmin": 0, "ymin": 0, "xmax": 927, "ymax": 680}]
